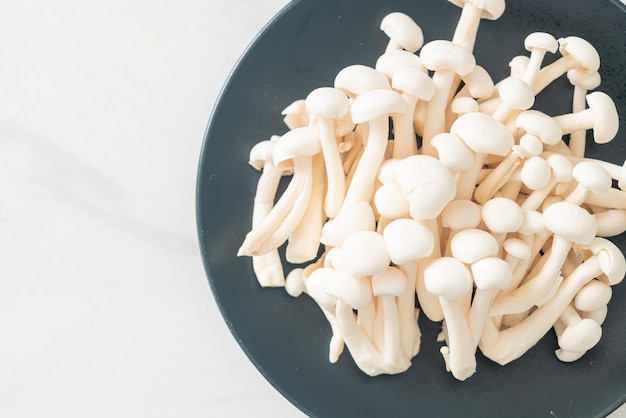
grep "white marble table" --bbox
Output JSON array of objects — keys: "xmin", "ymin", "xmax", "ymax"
[{"xmin": 1, "ymin": 1, "xmax": 624, "ymax": 417}]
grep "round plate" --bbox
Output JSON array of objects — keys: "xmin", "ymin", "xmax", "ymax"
[{"xmin": 197, "ymin": 1, "xmax": 626, "ymax": 417}]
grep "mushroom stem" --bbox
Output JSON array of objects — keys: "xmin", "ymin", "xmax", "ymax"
[
  {"xmin": 568, "ymin": 85, "xmax": 590, "ymax": 157},
  {"xmin": 398, "ymin": 260, "xmax": 421, "ymax": 357},
  {"xmin": 416, "ymin": 219, "xmax": 444, "ymax": 322},
  {"xmin": 439, "ymin": 297, "xmax": 477, "ymax": 380},
  {"xmin": 553, "ymin": 109, "xmax": 595, "ymax": 135},
  {"xmin": 451, "ymin": 2, "xmax": 483, "ymax": 52},
  {"xmin": 250, "ymin": 158, "xmax": 286, "ymax": 287},
  {"xmin": 392, "ymin": 94, "xmax": 418, "ymax": 159},
  {"xmin": 481, "ymin": 255, "xmax": 603, "ymax": 365},
  {"xmin": 491, "ymin": 235, "xmax": 571, "ymax": 315},
  {"xmin": 317, "ymin": 117, "xmax": 346, "ymax": 218},
  {"xmin": 422, "ymin": 70, "xmax": 457, "ymax": 156},
  {"xmin": 286, "ymin": 153, "xmax": 326, "ymax": 263}
]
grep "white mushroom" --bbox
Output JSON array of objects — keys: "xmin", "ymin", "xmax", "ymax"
[
  {"xmin": 419, "ymin": 40, "xmax": 476, "ymax": 156},
  {"xmin": 380, "ymin": 12, "xmax": 424, "ymax": 53},
  {"xmin": 238, "ymin": 127, "xmax": 320, "ymax": 256},
  {"xmin": 448, "ymin": 0, "xmax": 506, "ymax": 52},
  {"xmin": 491, "ymin": 201, "xmax": 598, "ymax": 316},
  {"xmin": 424, "ymin": 257, "xmax": 476, "ymax": 381},
  {"xmin": 532, "ymin": 36, "xmax": 600, "ymax": 94},
  {"xmin": 305, "ymin": 87, "xmax": 350, "ymax": 218},
  {"xmin": 480, "ymin": 238, "xmax": 625, "ymax": 365},
  {"xmin": 521, "ymin": 32, "xmax": 559, "ymax": 85},
  {"xmin": 552, "ymin": 91, "xmax": 619, "ymax": 145},
  {"xmin": 339, "ymin": 89, "xmax": 406, "ymax": 213},
  {"xmin": 567, "ymin": 68, "xmax": 602, "ymax": 157}
]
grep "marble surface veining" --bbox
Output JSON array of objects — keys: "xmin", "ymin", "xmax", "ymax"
[{"xmin": 1, "ymin": 1, "xmax": 625, "ymax": 417}]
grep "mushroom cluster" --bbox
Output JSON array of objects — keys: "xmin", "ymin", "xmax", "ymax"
[{"xmin": 237, "ymin": 0, "xmax": 625, "ymax": 381}]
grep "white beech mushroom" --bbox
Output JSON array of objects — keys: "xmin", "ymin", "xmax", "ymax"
[
  {"xmin": 532, "ymin": 36, "xmax": 600, "ymax": 95},
  {"xmin": 419, "ymin": 40, "xmax": 476, "ymax": 156},
  {"xmin": 383, "ymin": 218, "xmax": 435, "ymax": 357},
  {"xmin": 379, "ymin": 12, "xmax": 424, "ymax": 53},
  {"xmin": 566, "ymin": 68, "xmax": 602, "ymax": 157},
  {"xmin": 338, "ymin": 89, "xmax": 406, "ymax": 213},
  {"xmin": 375, "ymin": 49, "xmax": 427, "ymax": 79},
  {"xmin": 424, "ymin": 257, "xmax": 476, "ymax": 381},
  {"xmin": 448, "ymin": 0, "xmax": 506, "ymax": 52},
  {"xmin": 491, "ymin": 201, "xmax": 598, "ymax": 316},
  {"xmin": 552, "ymin": 91, "xmax": 619, "ymax": 146},
  {"xmin": 449, "ymin": 111, "xmax": 514, "ymax": 200},
  {"xmin": 286, "ymin": 153, "xmax": 325, "ymax": 263},
  {"xmin": 305, "ymin": 87, "xmax": 350, "ymax": 218},
  {"xmin": 238, "ymin": 5, "xmax": 626, "ymax": 379},
  {"xmin": 480, "ymin": 238, "xmax": 625, "ymax": 365},
  {"xmin": 521, "ymin": 32, "xmax": 559, "ymax": 85},
  {"xmin": 238, "ymin": 126, "xmax": 320, "ymax": 257},
  {"xmin": 391, "ymin": 67, "xmax": 435, "ymax": 158},
  {"xmin": 468, "ymin": 256, "xmax": 512, "ymax": 346},
  {"xmin": 248, "ymin": 139, "xmax": 287, "ymax": 286}
]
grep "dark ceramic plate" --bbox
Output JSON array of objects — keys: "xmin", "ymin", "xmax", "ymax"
[{"xmin": 197, "ymin": 1, "xmax": 626, "ymax": 417}]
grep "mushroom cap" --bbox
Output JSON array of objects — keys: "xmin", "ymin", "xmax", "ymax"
[
  {"xmin": 546, "ymin": 152, "xmax": 574, "ymax": 182},
  {"xmin": 567, "ymin": 68, "xmax": 601, "ymax": 90},
  {"xmin": 249, "ymin": 139, "xmax": 275, "ymax": 170},
  {"xmin": 272, "ymin": 126, "xmax": 321, "ymax": 170},
  {"xmin": 555, "ymin": 348, "xmax": 586, "ymax": 363},
  {"xmin": 460, "ymin": 65, "xmax": 494, "ymax": 100},
  {"xmin": 305, "ymin": 267, "xmax": 337, "ymax": 310},
  {"xmin": 351, "ymin": 89, "xmax": 406, "ymax": 124},
  {"xmin": 392, "ymin": 67, "xmax": 436, "ymax": 100},
  {"xmin": 524, "ymin": 32, "xmax": 558, "ymax": 53},
  {"xmin": 503, "ymin": 238, "xmax": 531, "ymax": 260},
  {"xmin": 520, "ymin": 156, "xmax": 552, "ymax": 190},
  {"xmin": 305, "ymin": 87, "xmax": 350, "ymax": 120},
  {"xmin": 471, "ymin": 256, "xmax": 513, "ymax": 290},
  {"xmin": 341, "ymin": 230, "xmax": 390, "ymax": 278},
  {"xmin": 574, "ymin": 280, "xmax": 612, "ymax": 312},
  {"xmin": 450, "ymin": 228, "xmax": 499, "ymax": 264},
  {"xmin": 334, "ymin": 64, "xmax": 391, "ymax": 98},
  {"xmin": 281, "ymin": 99, "xmax": 309, "ymax": 130},
  {"xmin": 586, "ymin": 91, "xmax": 619, "ymax": 144},
  {"xmin": 450, "ymin": 112, "xmax": 514, "ymax": 156},
  {"xmin": 451, "ymin": 97, "xmax": 479, "ymax": 115},
  {"xmin": 509, "ymin": 55, "xmax": 530, "ymax": 78},
  {"xmin": 515, "ymin": 110, "xmax": 563, "ymax": 145},
  {"xmin": 321, "ymin": 201, "xmax": 376, "ymax": 247},
  {"xmin": 580, "ymin": 237, "xmax": 626, "ymax": 285},
  {"xmin": 542, "ymin": 201, "xmax": 597, "ymax": 245},
  {"xmin": 558, "ymin": 318, "xmax": 602, "ymax": 353},
  {"xmin": 380, "ymin": 12, "xmax": 424, "ymax": 53},
  {"xmin": 377, "ymin": 158, "xmax": 401, "ymax": 185},
  {"xmin": 481, "ymin": 197, "xmax": 524, "ymax": 233},
  {"xmin": 375, "ymin": 49, "xmax": 426, "ymax": 78},
  {"xmin": 374, "ymin": 183, "xmax": 410, "ymax": 219},
  {"xmin": 516, "ymin": 134, "xmax": 544, "ymax": 158},
  {"xmin": 572, "ymin": 161, "xmax": 612, "ymax": 195},
  {"xmin": 285, "ymin": 268, "xmax": 305, "ymax": 297},
  {"xmin": 558, "ymin": 36, "xmax": 600, "ymax": 73},
  {"xmin": 497, "ymin": 77, "xmax": 535, "ymax": 111},
  {"xmin": 424, "ymin": 257, "xmax": 473, "ymax": 299},
  {"xmin": 419, "ymin": 40, "xmax": 476, "ymax": 76},
  {"xmin": 431, "ymin": 132, "xmax": 475, "ymax": 171},
  {"xmin": 441, "ymin": 199, "xmax": 482, "ymax": 231},
  {"xmin": 372, "ymin": 266, "xmax": 408, "ymax": 296},
  {"xmin": 383, "ymin": 218, "xmax": 434, "ymax": 264},
  {"xmin": 394, "ymin": 155, "xmax": 457, "ymax": 219},
  {"xmin": 325, "ymin": 269, "xmax": 373, "ymax": 310},
  {"xmin": 447, "ymin": 0, "xmax": 506, "ymax": 20}
]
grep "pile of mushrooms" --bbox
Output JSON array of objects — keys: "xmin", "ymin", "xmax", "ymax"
[{"xmin": 237, "ymin": 0, "xmax": 626, "ymax": 381}]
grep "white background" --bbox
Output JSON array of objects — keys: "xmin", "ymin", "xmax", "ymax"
[{"xmin": 0, "ymin": 1, "xmax": 624, "ymax": 417}]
